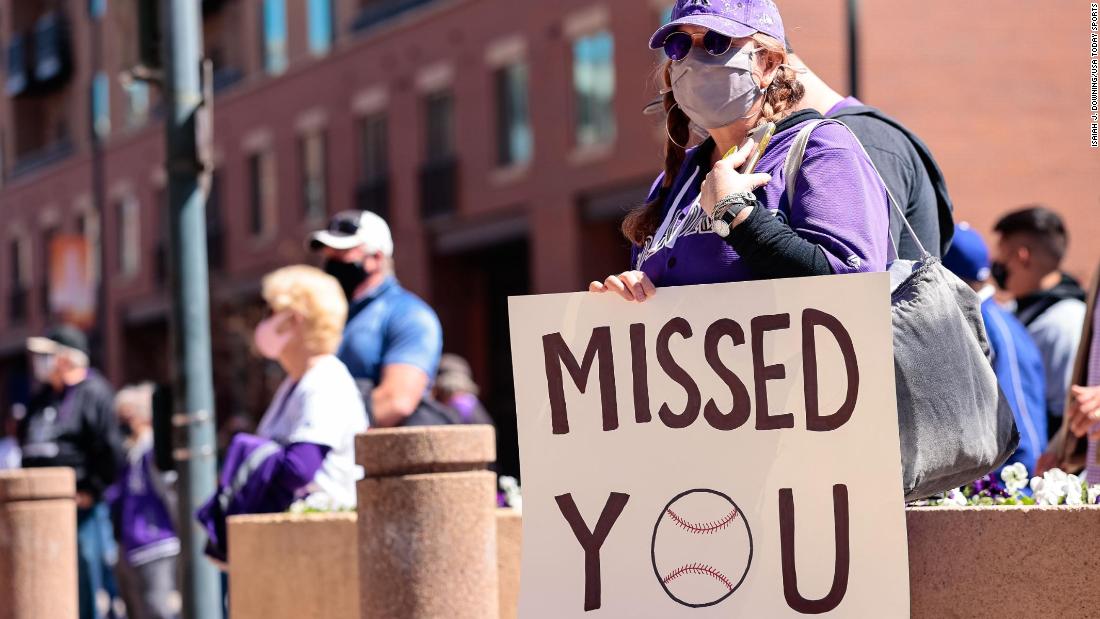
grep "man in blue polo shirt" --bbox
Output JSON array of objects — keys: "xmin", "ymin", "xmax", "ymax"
[
  {"xmin": 309, "ymin": 211, "xmax": 442, "ymax": 427},
  {"xmin": 944, "ymin": 223, "xmax": 1047, "ymax": 475}
]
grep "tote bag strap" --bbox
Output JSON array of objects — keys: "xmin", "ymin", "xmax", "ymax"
[{"xmin": 781, "ymin": 119, "xmax": 932, "ymax": 263}]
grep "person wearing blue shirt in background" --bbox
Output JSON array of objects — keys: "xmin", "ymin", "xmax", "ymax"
[
  {"xmin": 309, "ymin": 211, "xmax": 443, "ymax": 427},
  {"xmin": 944, "ymin": 223, "xmax": 1047, "ymax": 475}
]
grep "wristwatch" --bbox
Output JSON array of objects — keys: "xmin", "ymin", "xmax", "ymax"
[{"xmin": 710, "ymin": 192, "xmax": 757, "ymax": 238}]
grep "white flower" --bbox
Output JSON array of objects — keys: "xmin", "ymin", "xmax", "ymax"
[
  {"xmin": 1043, "ymin": 468, "xmax": 1069, "ymax": 487},
  {"xmin": 302, "ymin": 492, "xmax": 338, "ymax": 512},
  {"xmin": 945, "ymin": 489, "xmax": 967, "ymax": 506},
  {"xmin": 1066, "ymin": 474, "xmax": 1085, "ymax": 502},
  {"xmin": 1088, "ymin": 485, "xmax": 1100, "ymax": 505},
  {"xmin": 1001, "ymin": 463, "xmax": 1029, "ymax": 493},
  {"xmin": 1030, "ymin": 476, "xmax": 1046, "ymax": 495},
  {"xmin": 1034, "ymin": 490, "xmax": 1056, "ymax": 506},
  {"xmin": 499, "ymin": 476, "xmax": 523, "ymax": 511}
]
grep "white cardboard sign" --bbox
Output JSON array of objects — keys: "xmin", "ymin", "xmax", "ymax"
[{"xmin": 508, "ymin": 273, "xmax": 910, "ymax": 617}]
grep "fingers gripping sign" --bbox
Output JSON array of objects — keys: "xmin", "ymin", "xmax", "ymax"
[{"xmin": 589, "ymin": 271, "xmax": 658, "ymax": 303}]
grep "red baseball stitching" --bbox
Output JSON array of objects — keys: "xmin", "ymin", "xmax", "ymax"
[
  {"xmin": 666, "ymin": 508, "xmax": 738, "ymax": 534},
  {"xmin": 662, "ymin": 563, "xmax": 734, "ymax": 591}
]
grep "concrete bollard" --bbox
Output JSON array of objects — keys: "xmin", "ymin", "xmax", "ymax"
[
  {"xmin": 0, "ymin": 468, "xmax": 78, "ymax": 619},
  {"xmin": 356, "ymin": 426, "xmax": 498, "ymax": 619},
  {"xmin": 496, "ymin": 509, "xmax": 522, "ymax": 619}
]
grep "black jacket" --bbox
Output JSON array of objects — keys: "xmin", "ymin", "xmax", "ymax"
[
  {"xmin": 18, "ymin": 371, "xmax": 124, "ymax": 501},
  {"xmin": 828, "ymin": 105, "xmax": 955, "ymax": 259},
  {"xmin": 1016, "ymin": 273, "xmax": 1088, "ymax": 327}
]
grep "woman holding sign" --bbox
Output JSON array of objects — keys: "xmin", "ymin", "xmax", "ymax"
[{"xmin": 590, "ymin": 0, "xmax": 890, "ymax": 301}]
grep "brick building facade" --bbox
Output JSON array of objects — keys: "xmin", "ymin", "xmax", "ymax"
[{"xmin": 1, "ymin": 0, "xmax": 1096, "ymax": 475}]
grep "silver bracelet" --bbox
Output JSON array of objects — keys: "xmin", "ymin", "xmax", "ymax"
[{"xmin": 711, "ymin": 192, "xmax": 757, "ymax": 220}]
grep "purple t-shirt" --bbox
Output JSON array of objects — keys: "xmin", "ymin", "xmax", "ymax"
[
  {"xmin": 632, "ymin": 115, "xmax": 890, "ymax": 287},
  {"xmin": 827, "ymin": 96, "xmax": 864, "ymax": 116}
]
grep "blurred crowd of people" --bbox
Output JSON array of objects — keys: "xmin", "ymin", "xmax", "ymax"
[{"xmin": 1, "ymin": 211, "xmax": 493, "ymax": 619}]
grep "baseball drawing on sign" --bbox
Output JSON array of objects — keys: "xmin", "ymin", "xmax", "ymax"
[{"xmin": 651, "ymin": 489, "xmax": 753, "ymax": 608}]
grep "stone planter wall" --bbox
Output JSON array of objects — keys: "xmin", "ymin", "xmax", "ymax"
[
  {"xmin": 228, "ymin": 512, "xmax": 359, "ymax": 619},
  {"xmin": 229, "ymin": 504, "xmax": 1098, "ymax": 618},
  {"xmin": 497, "ymin": 509, "xmax": 522, "ymax": 619},
  {"xmin": 907, "ymin": 505, "xmax": 1100, "ymax": 618}
]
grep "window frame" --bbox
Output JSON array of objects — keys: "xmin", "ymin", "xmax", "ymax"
[
  {"xmin": 247, "ymin": 150, "xmax": 278, "ymax": 240},
  {"xmin": 260, "ymin": 0, "xmax": 289, "ymax": 76},
  {"xmin": 492, "ymin": 61, "xmax": 533, "ymax": 168},
  {"xmin": 115, "ymin": 195, "xmax": 141, "ymax": 278},
  {"xmin": 570, "ymin": 29, "xmax": 617, "ymax": 150},
  {"xmin": 358, "ymin": 111, "xmax": 389, "ymax": 184},
  {"xmin": 299, "ymin": 129, "xmax": 329, "ymax": 223},
  {"xmin": 307, "ymin": 0, "xmax": 336, "ymax": 56}
]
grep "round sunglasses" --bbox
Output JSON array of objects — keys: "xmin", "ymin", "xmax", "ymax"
[{"xmin": 662, "ymin": 30, "xmax": 738, "ymax": 61}]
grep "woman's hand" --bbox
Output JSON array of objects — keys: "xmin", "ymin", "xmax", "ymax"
[
  {"xmin": 1068, "ymin": 385, "xmax": 1100, "ymax": 438},
  {"xmin": 699, "ymin": 138, "xmax": 772, "ymax": 218},
  {"xmin": 589, "ymin": 271, "xmax": 657, "ymax": 303}
]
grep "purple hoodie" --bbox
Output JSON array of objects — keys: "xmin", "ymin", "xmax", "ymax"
[
  {"xmin": 195, "ymin": 433, "xmax": 283, "ymax": 562},
  {"xmin": 105, "ymin": 436, "xmax": 179, "ymax": 567},
  {"xmin": 632, "ymin": 112, "xmax": 890, "ymax": 286}
]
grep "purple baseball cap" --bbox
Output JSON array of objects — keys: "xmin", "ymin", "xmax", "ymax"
[{"xmin": 649, "ymin": 0, "xmax": 786, "ymax": 50}]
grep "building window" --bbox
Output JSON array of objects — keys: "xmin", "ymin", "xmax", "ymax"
[
  {"xmin": 124, "ymin": 80, "xmax": 150, "ymax": 129},
  {"xmin": 300, "ymin": 131, "xmax": 328, "ymax": 221},
  {"xmin": 116, "ymin": 196, "xmax": 140, "ymax": 277},
  {"xmin": 359, "ymin": 112, "xmax": 388, "ymax": 183},
  {"xmin": 8, "ymin": 237, "xmax": 28, "ymax": 323},
  {"xmin": 572, "ymin": 30, "xmax": 616, "ymax": 147},
  {"xmin": 40, "ymin": 226, "xmax": 57, "ymax": 315},
  {"xmin": 420, "ymin": 90, "xmax": 457, "ymax": 218},
  {"xmin": 248, "ymin": 151, "xmax": 278, "ymax": 238},
  {"xmin": 356, "ymin": 112, "xmax": 389, "ymax": 217},
  {"xmin": 424, "ymin": 90, "xmax": 454, "ymax": 162},
  {"xmin": 92, "ymin": 71, "xmax": 110, "ymax": 138},
  {"xmin": 207, "ymin": 172, "xmax": 225, "ymax": 271},
  {"xmin": 261, "ymin": 0, "xmax": 288, "ymax": 75},
  {"xmin": 307, "ymin": 0, "xmax": 335, "ymax": 56},
  {"xmin": 89, "ymin": 0, "xmax": 107, "ymax": 20},
  {"xmin": 660, "ymin": 3, "xmax": 674, "ymax": 25},
  {"xmin": 494, "ymin": 62, "xmax": 532, "ymax": 167},
  {"xmin": 154, "ymin": 188, "xmax": 167, "ymax": 286},
  {"xmin": 78, "ymin": 209, "xmax": 101, "ymax": 284}
]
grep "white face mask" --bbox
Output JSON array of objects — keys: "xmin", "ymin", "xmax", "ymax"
[
  {"xmin": 670, "ymin": 45, "xmax": 766, "ymax": 130},
  {"xmin": 31, "ymin": 354, "xmax": 56, "ymax": 383}
]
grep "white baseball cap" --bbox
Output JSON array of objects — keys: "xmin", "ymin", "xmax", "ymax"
[{"xmin": 308, "ymin": 210, "xmax": 393, "ymax": 256}]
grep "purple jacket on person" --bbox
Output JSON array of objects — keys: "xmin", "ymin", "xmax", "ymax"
[
  {"xmin": 633, "ymin": 111, "xmax": 890, "ymax": 286},
  {"xmin": 195, "ymin": 432, "xmax": 284, "ymax": 562},
  {"xmin": 104, "ymin": 436, "xmax": 179, "ymax": 566}
]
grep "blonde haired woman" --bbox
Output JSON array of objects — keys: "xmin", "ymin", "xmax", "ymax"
[
  {"xmin": 251, "ymin": 265, "xmax": 368, "ymax": 509},
  {"xmin": 198, "ymin": 265, "xmax": 367, "ymax": 562},
  {"xmin": 591, "ymin": 0, "xmax": 890, "ymax": 301}
]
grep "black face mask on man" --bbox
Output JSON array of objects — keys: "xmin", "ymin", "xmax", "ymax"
[
  {"xmin": 989, "ymin": 262, "xmax": 1009, "ymax": 291},
  {"xmin": 324, "ymin": 259, "xmax": 370, "ymax": 300}
]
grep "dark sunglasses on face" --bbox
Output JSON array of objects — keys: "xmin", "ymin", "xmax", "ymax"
[{"xmin": 663, "ymin": 29, "xmax": 736, "ymax": 61}]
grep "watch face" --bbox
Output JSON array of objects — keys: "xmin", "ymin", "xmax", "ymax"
[{"xmin": 712, "ymin": 218, "xmax": 731, "ymax": 237}]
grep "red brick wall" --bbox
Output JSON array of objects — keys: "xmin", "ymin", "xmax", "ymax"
[{"xmin": 0, "ymin": 0, "xmax": 1097, "ymax": 394}]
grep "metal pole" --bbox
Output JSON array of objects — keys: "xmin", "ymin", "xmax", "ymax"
[
  {"xmin": 846, "ymin": 0, "xmax": 861, "ymax": 100},
  {"xmin": 160, "ymin": 1, "xmax": 220, "ymax": 617},
  {"xmin": 90, "ymin": 7, "xmax": 108, "ymax": 372}
]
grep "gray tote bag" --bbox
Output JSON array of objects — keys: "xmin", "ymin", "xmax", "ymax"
[{"xmin": 783, "ymin": 120, "xmax": 1019, "ymax": 501}]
